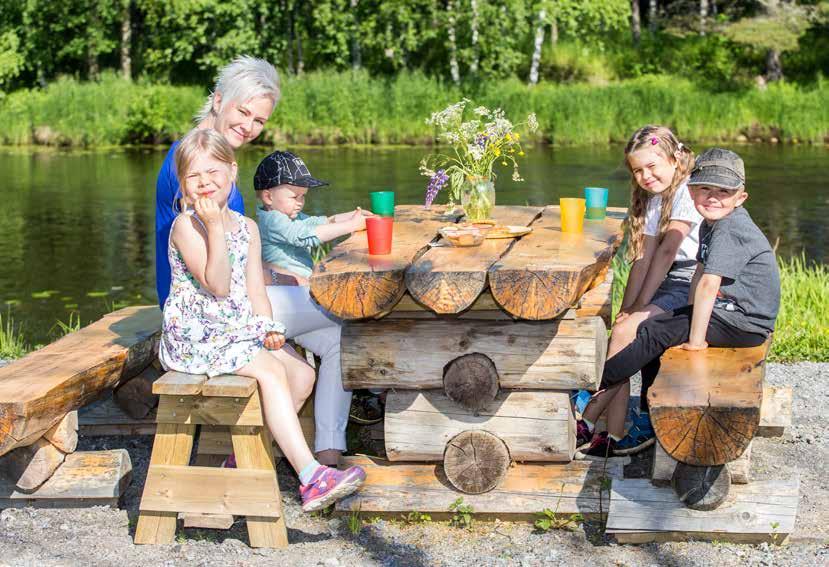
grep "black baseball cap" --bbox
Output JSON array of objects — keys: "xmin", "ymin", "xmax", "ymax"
[
  {"xmin": 253, "ymin": 150, "xmax": 329, "ymax": 191},
  {"xmin": 688, "ymin": 148, "xmax": 745, "ymax": 190}
]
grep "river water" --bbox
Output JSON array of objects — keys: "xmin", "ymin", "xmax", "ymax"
[{"xmin": 1, "ymin": 144, "xmax": 826, "ymax": 345}]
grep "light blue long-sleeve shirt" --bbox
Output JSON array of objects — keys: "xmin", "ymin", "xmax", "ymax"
[{"xmin": 257, "ymin": 205, "xmax": 329, "ymax": 278}]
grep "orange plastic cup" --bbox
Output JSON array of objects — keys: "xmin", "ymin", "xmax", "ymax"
[
  {"xmin": 560, "ymin": 198, "xmax": 586, "ymax": 233},
  {"xmin": 366, "ymin": 216, "xmax": 394, "ymax": 255}
]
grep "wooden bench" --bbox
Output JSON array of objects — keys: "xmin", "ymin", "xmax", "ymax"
[
  {"xmin": 135, "ymin": 372, "xmax": 287, "ymax": 548},
  {"xmin": 647, "ymin": 337, "xmax": 773, "ymax": 509}
]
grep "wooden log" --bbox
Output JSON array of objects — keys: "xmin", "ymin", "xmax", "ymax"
[
  {"xmin": 0, "ymin": 306, "xmax": 161, "ymax": 456},
  {"xmin": 488, "ymin": 206, "xmax": 624, "ymax": 320},
  {"xmin": 342, "ymin": 317, "xmax": 607, "ymax": 391},
  {"xmin": 671, "ymin": 462, "xmax": 731, "ymax": 511},
  {"xmin": 78, "ymin": 394, "xmax": 157, "ymax": 436},
  {"xmin": 404, "ymin": 206, "xmax": 543, "ymax": 314},
  {"xmin": 43, "ymin": 411, "xmax": 78, "ymax": 454},
  {"xmin": 310, "ymin": 206, "xmax": 463, "ymax": 320},
  {"xmin": 335, "ymin": 455, "xmax": 624, "ymax": 519},
  {"xmin": 202, "ymin": 375, "xmax": 257, "ymax": 398},
  {"xmin": 443, "ymin": 353, "xmax": 499, "ymax": 412},
  {"xmin": 648, "ymin": 339, "xmax": 771, "ymax": 466},
  {"xmin": 384, "ymin": 390, "xmax": 574, "ymax": 462},
  {"xmin": 155, "ymin": 392, "xmax": 264, "ymax": 427},
  {"xmin": 0, "ymin": 449, "xmax": 132, "ymax": 509},
  {"xmin": 0, "ymin": 437, "xmax": 66, "ymax": 491},
  {"xmin": 152, "ymin": 371, "xmax": 207, "ymax": 395},
  {"xmin": 575, "ymin": 269, "xmax": 613, "ymax": 325},
  {"xmin": 383, "ymin": 291, "xmax": 580, "ymax": 321},
  {"xmin": 653, "ymin": 439, "xmax": 751, "ymax": 484},
  {"xmin": 114, "ymin": 365, "xmax": 161, "ymax": 420},
  {"xmin": 758, "ymin": 386, "xmax": 792, "ymax": 437},
  {"xmin": 606, "ymin": 477, "xmax": 799, "ymax": 544},
  {"xmin": 443, "ymin": 430, "xmax": 510, "ymax": 494}
]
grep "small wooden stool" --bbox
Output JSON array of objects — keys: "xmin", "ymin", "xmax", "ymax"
[{"xmin": 134, "ymin": 372, "xmax": 288, "ymax": 548}]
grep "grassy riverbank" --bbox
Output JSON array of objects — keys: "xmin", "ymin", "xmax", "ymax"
[
  {"xmin": 612, "ymin": 253, "xmax": 829, "ymax": 363},
  {"xmin": 0, "ymin": 72, "xmax": 827, "ymax": 147}
]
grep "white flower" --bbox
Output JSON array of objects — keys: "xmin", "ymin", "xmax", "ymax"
[
  {"xmin": 459, "ymin": 120, "xmax": 481, "ymax": 140},
  {"xmin": 527, "ymin": 113, "xmax": 539, "ymax": 132},
  {"xmin": 473, "ymin": 106, "xmax": 490, "ymax": 116},
  {"xmin": 467, "ymin": 144, "xmax": 484, "ymax": 161}
]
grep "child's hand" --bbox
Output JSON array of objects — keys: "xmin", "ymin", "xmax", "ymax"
[
  {"xmin": 680, "ymin": 341, "xmax": 708, "ymax": 351},
  {"xmin": 264, "ymin": 331, "xmax": 286, "ymax": 350},
  {"xmin": 349, "ymin": 208, "xmax": 370, "ymax": 232},
  {"xmin": 614, "ymin": 311, "xmax": 631, "ymax": 324},
  {"xmin": 194, "ymin": 197, "xmax": 223, "ymax": 227}
]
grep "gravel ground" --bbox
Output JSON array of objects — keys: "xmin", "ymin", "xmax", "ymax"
[{"xmin": 0, "ymin": 362, "xmax": 826, "ymax": 566}]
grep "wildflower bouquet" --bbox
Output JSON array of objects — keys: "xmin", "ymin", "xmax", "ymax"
[{"xmin": 420, "ymin": 99, "xmax": 537, "ymax": 220}]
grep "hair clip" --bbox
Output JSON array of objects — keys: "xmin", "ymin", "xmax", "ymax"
[{"xmin": 650, "ymin": 137, "xmax": 659, "ymax": 145}]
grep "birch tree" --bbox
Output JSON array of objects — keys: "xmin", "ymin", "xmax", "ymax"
[
  {"xmin": 447, "ymin": 0, "xmax": 460, "ymax": 83},
  {"xmin": 631, "ymin": 0, "xmax": 641, "ymax": 45},
  {"xmin": 528, "ymin": 8, "xmax": 547, "ymax": 85}
]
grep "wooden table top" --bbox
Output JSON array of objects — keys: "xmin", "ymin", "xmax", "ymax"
[{"xmin": 310, "ymin": 205, "xmax": 625, "ymax": 321}]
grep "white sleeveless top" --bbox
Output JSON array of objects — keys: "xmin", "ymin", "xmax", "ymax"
[{"xmin": 643, "ymin": 182, "xmax": 703, "ymax": 262}]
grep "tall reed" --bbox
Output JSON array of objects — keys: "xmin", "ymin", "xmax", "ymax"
[{"xmin": 0, "ymin": 310, "xmax": 27, "ymax": 360}]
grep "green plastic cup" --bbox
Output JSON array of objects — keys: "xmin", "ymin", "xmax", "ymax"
[{"xmin": 370, "ymin": 191, "xmax": 395, "ymax": 217}]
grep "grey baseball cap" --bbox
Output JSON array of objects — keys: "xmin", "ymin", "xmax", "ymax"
[{"xmin": 688, "ymin": 148, "xmax": 745, "ymax": 190}]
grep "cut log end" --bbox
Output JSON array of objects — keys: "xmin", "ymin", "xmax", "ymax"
[
  {"xmin": 443, "ymin": 353, "xmax": 499, "ymax": 413},
  {"xmin": 443, "ymin": 430, "xmax": 510, "ymax": 494},
  {"xmin": 672, "ymin": 462, "xmax": 731, "ymax": 511}
]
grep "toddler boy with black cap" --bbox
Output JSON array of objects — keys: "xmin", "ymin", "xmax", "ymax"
[
  {"xmin": 580, "ymin": 147, "xmax": 781, "ymax": 458},
  {"xmin": 254, "ymin": 150, "xmax": 373, "ymax": 466}
]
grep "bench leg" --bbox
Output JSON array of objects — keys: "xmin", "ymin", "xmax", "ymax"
[
  {"xmin": 231, "ymin": 425, "xmax": 289, "ymax": 548},
  {"xmin": 135, "ymin": 423, "xmax": 196, "ymax": 544}
]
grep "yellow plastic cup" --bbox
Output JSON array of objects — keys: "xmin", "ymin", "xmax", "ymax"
[{"xmin": 560, "ymin": 198, "xmax": 586, "ymax": 233}]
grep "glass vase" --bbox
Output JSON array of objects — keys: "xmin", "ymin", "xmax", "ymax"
[{"xmin": 460, "ymin": 176, "xmax": 495, "ymax": 222}]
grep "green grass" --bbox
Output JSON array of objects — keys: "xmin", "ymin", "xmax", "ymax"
[
  {"xmin": 0, "ymin": 71, "xmax": 826, "ymax": 147},
  {"xmin": 0, "ymin": 309, "xmax": 27, "ymax": 360},
  {"xmin": 610, "ymin": 252, "xmax": 829, "ymax": 362}
]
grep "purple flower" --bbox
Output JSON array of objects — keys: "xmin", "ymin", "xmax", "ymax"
[
  {"xmin": 425, "ymin": 169, "xmax": 448, "ymax": 208},
  {"xmin": 475, "ymin": 134, "xmax": 488, "ymax": 148}
]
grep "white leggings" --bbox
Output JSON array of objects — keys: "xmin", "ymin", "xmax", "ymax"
[{"xmin": 266, "ymin": 285, "xmax": 349, "ymax": 452}]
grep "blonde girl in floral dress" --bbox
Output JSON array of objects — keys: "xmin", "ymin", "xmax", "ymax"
[{"xmin": 159, "ymin": 128, "xmax": 364, "ymax": 512}]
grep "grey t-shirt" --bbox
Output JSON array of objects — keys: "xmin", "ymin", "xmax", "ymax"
[{"xmin": 697, "ymin": 207, "xmax": 780, "ymax": 335}]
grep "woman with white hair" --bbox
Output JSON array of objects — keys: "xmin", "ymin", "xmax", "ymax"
[{"xmin": 155, "ymin": 55, "xmax": 280, "ymax": 307}]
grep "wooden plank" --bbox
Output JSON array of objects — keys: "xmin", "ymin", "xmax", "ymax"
[
  {"xmin": 575, "ymin": 269, "xmax": 613, "ymax": 325},
  {"xmin": 607, "ymin": 478, "xmax": 799, "ymax": 544},
  {"xmin": 649, "ymin": 339, "xmax": 770, "ymax": 466},
  {"xmin": 342, "ymin": 317, "xmax": 607, "ymax": 391},
  {"xmin": 201, "ymin": 375, "xmax": 257, "ymax": 398},
  {"xmin": 197, "ymin": 419, "xmax": 314, "ymax": 459},
  {"xmin": 155, "ymin": 391, "xmax": 264, "ymax": 427},
  {"xmin": 231, "ymin": 425, "xmax": 289, "ymax": 548},
  {"xmin": 0, "ymin": 306, "xmax": 161, "ymax": 456},
  {"xmin": 114, "ymin": 365, "xmax": 160, "ymax": 420},
  {"xmin": 488, "ymin": 206, "xmax": 624, "ymax": 320},
  {"xmin": 153, "ymin": 372, "xmax": 207, "ymax": 396},
  {"xmin": 43, "ymin": 411, "xmax": 78, "ymax": 454},
  {"xmin": 134, "ymin": 423, "xmax": 196, "ymax": 545},
  {"xmin": 0, "ymin": 437, "xmax": 66, "ymax": 491},
  {"xmin": 139, "ymin": 465, "xmax": 281, "ymax": 517},
  {"xmin": 758, "ymin": 386, "xmax": 792, "ymax": 437},
  {"xmin": 78, "ymin": 395, "xmax": 157, "ymax": 436},
  {"xmin": 335, "ymin": 456, "xmax": 621, "ymax": 519},
  {"xmin": 182, "ymin": 512, "xmax": 235, "ymax": 530},
  {"xmin": 652, "ymin": 440, "xmax": 751, "ymax": 485},
  {"xmin": 0, "ymin": 449, "xmax": 132, "ymax": 508},
  {"xmin": 384, "ymin": 390, "xmax": 574, "ymax": 462},
  {"xmin": 310, "ymin": 206, "xmax": 464, "ymax": 320},
  {"xmin": 405, "ymin": 206, "xmax": 543, "ymax": 314}
]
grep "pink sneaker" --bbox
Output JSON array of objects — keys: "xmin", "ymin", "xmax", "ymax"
[
  {"xmin": 300, "ymin": 465, "xmax": 366, "ymax": 512},
  {"xmin": 221, "ymin": 453, "xmax": 237, "ymax": 468}
]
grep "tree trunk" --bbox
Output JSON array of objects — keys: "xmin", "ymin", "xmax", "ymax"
[
  {"xmin": 447, "ymin": 1, "xmax": 460, "ymax": 84},
  {"xmin": 550, "ymin": 17, "xmax": 558, "ymax": 46},
  {"xmin": 350, "ymin": 0, "xmax": 361, "ymax": 69},
  {"xmin": 631, "ymin": 0, "xmax": 641, "ymax": 46},
  {"xmin": 765, "ymin": 49, "xmax": 783, "ymax": 82},
  {"xmin": 286, "ymin": 0, "xmax": 294, "ymax": 73},
  {"xmin": 469, "ymin": 0, "xmax": 480, "ymax": 74},
  {"xmin": 672, "ymin": 462, "xmax": 731, "ymax": 510},
  {"xmin": 700, "ymin": 0, "xmax": 708, "ymax": 36},
  {"xmin": 120, "ymin": 1, "xmax": 132, "ymax": 79},
  {"xmin": 648, "ymin": 0, "xmax": 657, "ymax": 32},
  {"xmin": 528, "ymin": 9, "xmax": 546, "ymax": 86},
  {"xmin": 443, "ymin": 430, "xmax": 510, "ymax": 494},
  {"xmin": 443, "ymin": 353, "xmax": 499, "ymax": 413}
]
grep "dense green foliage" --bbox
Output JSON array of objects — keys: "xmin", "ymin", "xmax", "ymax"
[
  {"xmin": 0, "ymin": 72, "xmax": 825, "ymax": 147},
  {"xmin": 0, "ymin": 0, "xmax": 826, "ymax": 91},
  {"xmin": 611, "ymin": 252, "xmax": 829, "ymax": 363}
]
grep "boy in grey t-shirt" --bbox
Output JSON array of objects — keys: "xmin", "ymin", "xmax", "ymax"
[{"xmin": 579, "ymin": 148, "xmax": 780, "ymax": 457}]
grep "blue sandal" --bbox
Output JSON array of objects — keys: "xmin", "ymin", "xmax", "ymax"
[{"xmin": 615, "ymin": 410, "xmax": 656, "ymax": 455}]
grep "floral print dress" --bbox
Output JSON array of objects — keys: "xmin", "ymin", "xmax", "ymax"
[{"xmin": 159, "ymin": 211, "xmax": 285, "ymax": 377}]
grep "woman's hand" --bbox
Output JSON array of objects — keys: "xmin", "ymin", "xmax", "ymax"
[
  {"xmin": 194, "ymin": 197, "xmax": 223, "ymax": 227},
  {"xmin": 264, "ymin": 331, "xmax": 286, "ymax": 351},
  {"xmin": 679, "ymin": 341, "xmax": 708, "ymax": 351}
]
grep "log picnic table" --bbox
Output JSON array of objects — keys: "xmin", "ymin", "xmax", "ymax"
[{"xmin": 310, "ymin": 204, "xmax": 627, "ymax": 516}]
